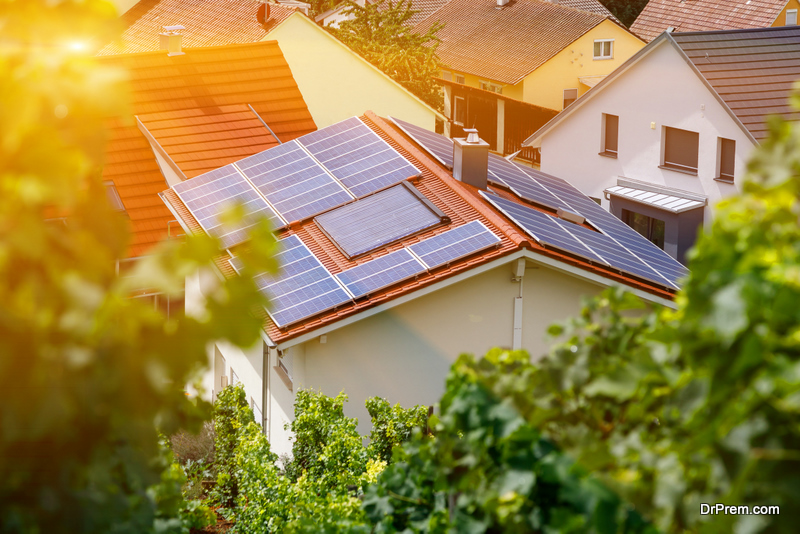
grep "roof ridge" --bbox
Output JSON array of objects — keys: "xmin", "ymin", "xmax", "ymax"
[
  {"xmin": 97, "ymin": 38, "xmax": 283, "ymax": 61},
  {"xmin": 362, "ymin": 110, "xmax": 530, "ymax": 250}
]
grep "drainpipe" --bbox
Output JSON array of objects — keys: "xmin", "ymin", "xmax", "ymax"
[
  {"xmin": 511, "ymin": 258, "xmax": 525, "ymax": 350},
  {"xmin": 262, "ymin": 343, "xmax": 270, "ymax": 439}
]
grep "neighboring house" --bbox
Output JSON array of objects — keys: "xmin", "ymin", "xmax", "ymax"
[
  {"xmin": 161, "ymin": 111, "xmax": 686, "ymax": 456},
  {"xmin": 412, "ymin": 0, "xmax": 644, "ymax": 156},
  {"xmin": 99, "ymin": 0, "xmax": 442, "ymax": 130},
  {"xmin": 523, "ymin": 26, "xmax": 800, "ymax": 264},
  {"xmin": 631, "ymin": 0, "xmax": 800, "ymax": 42},
  {"xmin": 315, "ymin": 0, "xmax": 449, "ymax": 28}
]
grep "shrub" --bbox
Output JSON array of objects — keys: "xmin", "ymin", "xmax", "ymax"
[
  {"xmin": 211, "ymin": 384, "xmax": 254, "ymax": 509},
  {"xmin": 366, "ymin": 396, "xmax": 428, "ymax": 463}
]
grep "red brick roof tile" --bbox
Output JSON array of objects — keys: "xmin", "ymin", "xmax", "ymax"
[
  {"xmin": 631, "ymin": 0, "xmax": 788, "ymax": 43},
  {"xmin": 99, "ymin": 41, "xmax": 315, "ymax": 257}
]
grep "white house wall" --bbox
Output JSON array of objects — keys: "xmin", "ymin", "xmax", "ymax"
[{"xmin": 539, "ymin": 40, "xmax": 754, "ymax": 222}]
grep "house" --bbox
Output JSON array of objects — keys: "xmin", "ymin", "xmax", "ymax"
[
  {"xmin": 523, "ymin": 26, "xmax": 800, "ymax": 264},
  {"xmin": 315, "ymin": 0, "xmax": 449, "ymax": 28},
  {"xmin": 411, "ymin": 0, "xmax": 644, "ymax": 157},
  {"xmin": 161, "ymin": 112, "xmax": 686, "ymax": 455},
  {"xmin": 631, "ymin": 0, "xmax": 800, "ymax": 43},
  {"xmin": 99, "ymin": 0, "xmax": 442, "ymax": 131}
]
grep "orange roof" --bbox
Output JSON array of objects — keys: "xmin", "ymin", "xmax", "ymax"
[
  {"xmin": 161, "ymin": 111, "xmax": 676, "ymax": 344},
  {"xmin": 631, "ymin": 0, "xmax": 789, "ymax": 43},
  {"xmin": 99, "ymin": 0, "xmax": 295, "ymax": 55},
  {"xmin": 99, "ymin": 41, "xmax": 315, "ymax": 257}
]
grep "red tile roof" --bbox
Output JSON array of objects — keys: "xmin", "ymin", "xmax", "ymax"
[
  {"xmin": 631, "ymin": 0, "xmax": 788, "ymax": 43},
  {"xmin": 161, "ymin": 111, "xmax": 676, "ymax": 344},
  {"xmin": 414, "ymin": 0, "xmax": 609, "ymax": 85},
  {"xmin": 99, "ymin": 0, "xmax": 295, "ymax": 55},
  {"xmin": 99, "ymin": 41, "xmax": 315, "ymax": 257}
]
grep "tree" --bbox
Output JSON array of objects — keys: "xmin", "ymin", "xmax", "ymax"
[
  {"xmin": 329, "ymin": 0, "xmax": 444, "ymax": 110},
  {"xmin": 0, "ymin": 1, "xmax": 277, "ymax": 531},
  {"xmin": 598, "ymin": 0, "xmax": 649, "ymax": 28}
]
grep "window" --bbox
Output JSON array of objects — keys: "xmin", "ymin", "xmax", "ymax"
[
  {"xmin": 662, "ymin": 126, "xmax": 699, "ymax": 174},
  {"xmin": 440, "ymin": 70, "xmax": 452, "ymax": 81},
  {"xmin": 455, "ymin": 74, "xmax": 465, "ymax": 84},
  {"xmin": 593, "ymin": 39, "xmax": 614, "ymax": 59},
  {"xmin": 787, "ymin": 9, "xmax": 797, "ymax": 25},
  {"xmin": 563, "ymin": 88, "xmax": 578, "ymax": 109},
  {"xmin": 622, "ymin": 209, "xmax": 665, "ymax": 250},
  {"xmin": 590, "ymin": 197, "xmax": 602, "ymax": 205},
  {"xmin": 480, "ymin": 80, "xmax": 503, "ymax": 94},
  {"xmin": 454, "ymin": 96, "xmax": 466, "ymax": 125},
  {"xmin": 717, "ymin": 137, "xmax": 735, "ymax": 182},
  {"xmin": 104, "ymin": 180, "xmax": 125, "ymax": 211},
  {"xmin": 601, "ymin": 113, "xmax": 618, "ymax": 157}
]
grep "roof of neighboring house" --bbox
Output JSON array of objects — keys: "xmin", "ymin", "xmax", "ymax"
[
  {"xmin": 161, "ymin": 111, "xmax": 682, "ymax": 345},
  {"xmin": 631, "ymin": 0, "xmax": 790, "ymax": 43},
  {"xmin": 672, "ymin": 26, "xmax": 800, "ymax": 141},
  {"xmin": 98, "ymin": 0, "xmax": 295, "ymax": 55},
  {"xmin": 98, "ymin": 41, "xmax": 315, "ymax": 257},
  {"xmin": 413, "ymin": 0, "xmax": 611, "ymax": 85},
  {"xmin": 523, "ymin": 26, "xmax": 800, "ymax": 147}
]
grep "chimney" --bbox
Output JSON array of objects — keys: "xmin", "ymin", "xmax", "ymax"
[
  {"xmin": 257, "ymin": 2, "xmax": 270, "ymax": 24},
  {"xmin": 159, "ymin": 25, "xmax": 185, "ymax": 56},
  {"xmin": 496, "ymin": 0, "xmax": 510, "ymax": 7},
  {"xmin": 453, "ymin": 129, "xmax": 489, "ymax": 190}
]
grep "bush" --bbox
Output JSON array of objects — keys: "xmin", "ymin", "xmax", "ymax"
[
  {"xmin": 366, "ymin": 396, "xmax": 428, "ymax": 463},
  {"xmin": 211, "ymin": 384, "xmax": 255, "ymax": 509}
]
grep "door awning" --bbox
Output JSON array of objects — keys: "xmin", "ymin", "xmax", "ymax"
[
  {"xmin": 578, "ymin": 75, "xmax": 606, "ymax": 88},
  {"xmin": 605, "ymin": 184, "xmax": 706, "ymax": 214}
]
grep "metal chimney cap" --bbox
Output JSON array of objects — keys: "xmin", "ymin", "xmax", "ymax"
[
  {"xmin": 463, "ymin": 128, "xmax": 481, "ymax": 143},
  {"xmin": 161, "ymin": 25, "xmax": 185, "ymax": 34}
]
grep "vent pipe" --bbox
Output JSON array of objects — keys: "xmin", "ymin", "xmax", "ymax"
[
  {"xmin": 159, "ymin": 25, "xmax": 185, "ymax": 56},
  {"xmin": 453, "ymin": 128, "xmax": 489, "ymax": 190},
  {"xmin": 496, "ymin": 0, "xmax": 510, "ymax": 7}
]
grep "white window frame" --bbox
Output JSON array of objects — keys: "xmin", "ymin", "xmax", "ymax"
[
  {"xmin": 716, "ymin": 137, "xmax": 736, "ymax": 182},
  {"xmin": 563, "ymin": 88, "xmax": 578, "ymax": 110},
  {"xmin": 455, "ymin": 74, "xmax": 465, "ymax": 85},
  {"xmin": 453, "ymin": 96, "xmax": 466, "ymax": 126},
  {"xmin": 440, "ymin": 70, "xmax": 452, "ymax": 81},
  {"xmin": 787, "ymin": 9, "xmax": 797, "ymax": 25},
  {"xmin": 479, "ymin": 80, "xmax": 503, "ymax": 94},
  {"xmin": 593, "ymin": 39, "xmax": 614, "ymax": 60}
]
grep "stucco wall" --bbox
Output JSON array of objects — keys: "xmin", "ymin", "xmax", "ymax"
[
  {"xmin": 264, "ymin": 14, "xmax": 438, "ymax": 130},
  {"xmin": 522, "ymin": 20, "xmax": 645, "ymax": 111},
  {"xmin": 539, "ymin": 39, "xmax": 754, "ymax": 221},
  {"xmin": 772, "ymin": 0, "xmax": 800, "ymax": 26},
  {"xmin": 272, "ymin": 259, "xmax": 603, "ymax": 442}
]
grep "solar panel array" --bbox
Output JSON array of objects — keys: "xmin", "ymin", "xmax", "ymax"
[
  {"xmin": 483, "ymin": 192, "xmax": 678, "ymax": 288},
  {"xmin": 336, "ymin": 248, "xmax": 427, "ymax": 299},
  {"xmin": 299, "ymin": 117, "xmax": 422, "ymax": 197},
  {"xmin": 256, "ymin": 235, "xmax": 352, "ymax": 328},
  {"xmin": 236, "ymin": 140, "xmax": 353, "ymax": 224},
  {"xmin": 385, "ymin": 117, "xmax": 686, "ymax": 288},
  {"xmin": 173, "ymin": 164, "xmax": 284, "ymax": 249},
  {"xmin": 315, "ymin": 184, "xmax": 443, "ymax": 258},
  {"xmin": 409, "ymin": 221, "xmax": 500, "ymax": 270}
]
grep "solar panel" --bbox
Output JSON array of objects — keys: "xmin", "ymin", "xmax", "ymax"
[
  {"xmin": 389, "ymin": 116, "xmax": 454, "ymax": 169},
  {"xmin": 299, "ymin": 117, "xmax": 421, "ymax": 197},
  {"xmin": 236, "ymin": 140, "xmax": 353, "ymax": 224},
  {"xmin": 336, "ymin": 248, "xmax": 426, "ymax": 299},
  {"xmin": 173, "ymin": 164, "xmax": 283, "ymax": 249},
  {"xmin": 229, "ymin": 255, "xmax": 244, "ymax": 274},
  {"xmin": 256, "ymin": 235, "xmax": 352, "ymax": 328},
  {"xmin": 315, "ymin": 183, "xmax": 444, "ymax": 258},
  {"xmin": 487, "ymin": 154, "xmax": 569, "ymax": 210},
  {"xmin": 409, "ymin": 220, "xmax": 500, "ymax": 270}
]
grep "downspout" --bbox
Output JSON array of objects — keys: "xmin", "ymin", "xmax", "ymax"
[
  {"xmin": 262, "ymin": 343, "xmax": 270, "ymax": 439},
  {"xmin": 512, "ymin": 258, "xmax": 525, "ymax": 350}
]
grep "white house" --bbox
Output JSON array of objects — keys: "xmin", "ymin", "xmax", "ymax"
[
  {"xmin": 162, "ymin": 112, "xmax": 685, "ymax": 456},
  {"xmin": 524, "ymin": 26, "xmax": 800, "ymax": 264}
]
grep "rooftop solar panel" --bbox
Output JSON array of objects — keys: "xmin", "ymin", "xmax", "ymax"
[
  {"xmin": 236, "ymin": 140, "xmax": 353, "ymax": 224},
  {"xmin": 336, "ymin": 248, "xmax": 427, "ymax": 299},
  {"xmin": 388, "ymin": 116, "xmax": 454, "ymax": 169},
  {"xmin": 256, "ymin": 235, "xmax": 352, "ymax": 328},
  {"xmin": 483, "ymin": 193, "xmax": 607, "ymax": 265},
  {"xmin": 315, "ymin": 183, "xmax": 445, "ymax": 258},
  {"xmin": 487, "ymin": 154, "xmax": 570, "ymax": 210},
  {"xmin": 173, "ymin": 164, "xmax": 283, "ymax": 249},
  {"xmin": 299, "ymin": 117, "xmax": 421, "ymax": 197},
  {"xmin": 408, "ymin": 220, "xmax": 501, "ymax": 270}
]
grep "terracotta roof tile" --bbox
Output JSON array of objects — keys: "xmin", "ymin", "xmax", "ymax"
[
  {"xmin": 98, "ymin": 41, "xmax": 315, "ymax": 257},
  {"xmin": 99, "ymin": 0, "xmax": 295, "ymax": 55},
  {"xmin": 631, "ymin": 0, "xmax": 788, "ymax": 42},
  {"xmin": 161, "ymin": 112, "xmax": 675, "ymax": 344},
  {"xmin": 414, "ymin": 0, "xmax": 608, "ymax": 84}
]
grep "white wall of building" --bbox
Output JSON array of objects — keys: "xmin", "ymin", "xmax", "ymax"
[{"xmin": 539, "ymin": 39, "xmax": 754, "ymax": 222}]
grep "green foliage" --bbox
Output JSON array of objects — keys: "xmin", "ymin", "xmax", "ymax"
[
  {"xmin": 366, "ymin": 396, "xmax": 428, "ymax": 463},
  {"xmin": 0, "ymin": 1, "xmax": 278, "ymax": 531},
  {"xmin": 329, "ymin": 0, "xmax": 444, "ymax": 110},
  {"xmin": 598, "ymin": 0, "xmax": 649, "ymax": 28},
  {"xmin": 211, "ymin": 384, "xmax": 255, "ymax": 509},
  {"xmin": 361, "ymin": 349, "xmax": 656, "ymax": 533}
]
